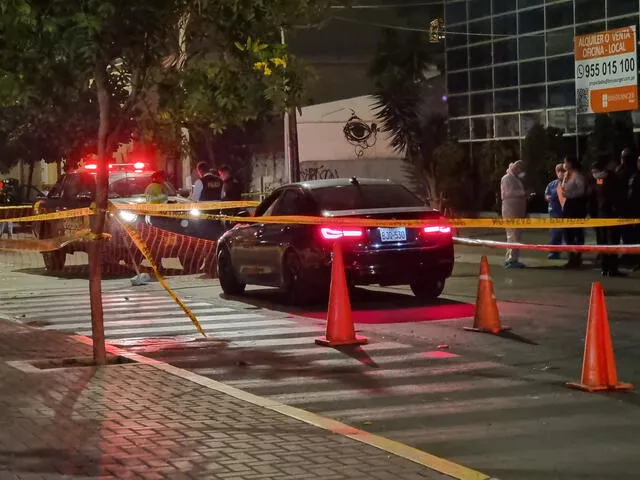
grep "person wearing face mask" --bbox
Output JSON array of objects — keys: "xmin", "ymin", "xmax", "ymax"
[
  {"xmin": 544, "ymin": 163, "xmax": 566, "ymax": 259},
  {"xmin": 590, "ymin": 157, "xmax": 626, "ymax": 277},
  {"xmin": 561, "ymin": 156, "xmax": 587, "ymax": 268},
  {"xmin": 500, "ymin": 159, "xmax": 527, "ymax": 269}
]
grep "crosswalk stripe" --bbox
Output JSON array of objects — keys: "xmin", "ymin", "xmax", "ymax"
[
  {"xmin": 27, "ymin": 308, "xmax": 240, "ymax": 324},
  {"xmin": 268, "ymin": 378, "xmax": 527, "ymax": 405},
  {"xmin": 74, "ymin": 313, "xmax": 266, "ymax": 336},
  {"xmin": 11, "ymin": 302, "xmax": 215, "ymax": 319},
  {"xmin": 0, "ymin": 295, "xmax": 179, "ymax": 310}
]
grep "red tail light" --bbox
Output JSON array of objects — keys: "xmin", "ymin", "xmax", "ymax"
[
  {"xmin": 84, "ymin": 164, "xmax": 97, "ymax": 170},
  {"xmin": 134, "ymin": 162, "xmax": 145, "ymax": 169},
  {"xmin": 320, "ymin": 227, "xmax": 364, "ymax": 240},
  {"xmin": 423, "ymin": 226, "xmax": 452, "ymax": 234}
]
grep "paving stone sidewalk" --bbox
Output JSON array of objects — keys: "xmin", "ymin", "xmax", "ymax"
[{"xmin": 0, "ymin": 319, "xmax": 453, "ymax": 480}]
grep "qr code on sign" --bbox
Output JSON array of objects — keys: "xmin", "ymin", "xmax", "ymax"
[{"xmin": 576, "ymin": 88, "xmax": 589, "ymax": 113}]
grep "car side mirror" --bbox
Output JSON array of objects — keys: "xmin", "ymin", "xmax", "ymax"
[{"xmin": 235, "ymin": 210, "xmax": 250, "ymax": 217}]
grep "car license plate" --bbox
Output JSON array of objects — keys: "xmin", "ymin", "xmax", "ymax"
[{"xmin": 379, "ymin": 227, "xmax": 407, "ymax": 242}]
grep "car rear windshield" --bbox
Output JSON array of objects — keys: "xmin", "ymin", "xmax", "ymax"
[
  {"xmin": 109, "ymin": 174, "xmax": 177, "ymax": 197},
  {"xmin": 311, "ymin": 184, "xmax": 425, "ymax": 211}
]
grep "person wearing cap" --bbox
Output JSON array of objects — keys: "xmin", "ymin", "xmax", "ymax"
[
  {"xmin": 145, "ymin": 171, "xmax": 169, "ymax": 204},
  {"xmin": 500, "ymin": 159, "xmax": 527, "ymax": 269},
  {"xmin": 190, "ymin": 161, "xmax": 222, "ymax": 202},
  {"xmin": 544, "ymin": 163, "xmax": 566, "ymax": 260}
]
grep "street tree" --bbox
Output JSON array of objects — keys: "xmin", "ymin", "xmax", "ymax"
[
  {"xmin": 0, "ymin": 0, "xmax": 333, "ymax": 363},
  {"xmin": 521, "ymin": 123, "xmax": 567, "ymax": 205}
]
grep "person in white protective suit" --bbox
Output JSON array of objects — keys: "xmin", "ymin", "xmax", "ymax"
[{"xmin": 500, "ymin": 159, "xmax": 527, "ymax": 269}]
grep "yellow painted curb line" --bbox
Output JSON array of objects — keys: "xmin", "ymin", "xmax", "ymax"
[{"xmin": 72, "ymin": 335, "xmax": 496, "ymax": 480}]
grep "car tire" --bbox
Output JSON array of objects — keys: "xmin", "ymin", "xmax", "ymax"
[
  {"xmin": 42, "ymin": 251, "xmax": 66, "ymax": 272},
  {"xmin": 410, "ymin": 278, "xmax": 446, "ymax": 303},
  {"xmin": 282, "ymin": 250, "xmax": 316, "ymax": 305},
  {"xmin": 217, "ymin": 247, "xmax": 245, "ymax": 295}
]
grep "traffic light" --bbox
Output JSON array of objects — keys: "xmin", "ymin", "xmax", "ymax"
[{"xmin": 429, "ymin": 18, "xmax": 444, "ymax": 43}]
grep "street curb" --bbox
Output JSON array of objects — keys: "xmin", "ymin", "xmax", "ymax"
[{"xmin": 71, "ymin": 334, "xmax": 496, "ymax": 480}]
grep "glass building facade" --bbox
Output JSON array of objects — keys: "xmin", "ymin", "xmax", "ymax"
[{"xmin": 444, "ymin": 0, "xmax": 640, "ymax": 145}]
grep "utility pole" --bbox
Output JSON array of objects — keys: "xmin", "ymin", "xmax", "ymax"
[{"xmin": 280, "ymin": 28, "xmax": 300, "ymax": 183}]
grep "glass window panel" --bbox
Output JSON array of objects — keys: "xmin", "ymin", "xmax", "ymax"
[
  {"xmin": 492, "ymin": 0, "xmax": 514, "ymax": 15},
  {"xmin": 493, "ymin": 13, "xmax": 517, "ymax": 36},
  {"xmin": 548, "ymin": 109, "xmax": 575, "ymax": 133},
  {"xmin": 470, "ymin": 43, "xmax": 492, "ymax": 68},
  {"xmin": 575, "ymin": 0, "xmax": 605, "ymax": 24},
  {"xmin": 493, "ymin": 38, "xmax": 518, "ymax": 63},
  {"xmin": 447, "ymin": 95, "xmax": 469, "ymax": 117},
  {"xmin": 471, "ymin": 92, "xmax": 494, "ymax": 115},
  {"xmin": 469, "ymin": 0, "xmax": 491, "ymax": 19},
  {"xmin": 495, "ymin": 89, "xmax": 519, "ymax": 112},
  {"xmin": 608, "ymin": 0, "xmax": 637, "ymax": 18},
  {"xmin": 546, "ymin": 27, "xmax": 574, "ymax": 56},
  {"xmin": 547, "ymin": 55, "xmax": 574, "ymax": 82},
  {"xmin": 494, "ymin": 64, "xmax": 519, "ymax": 88},
  {"xmin": 520, "ymin": 60, "xmax": 545, "ymax": 85},
  {"xmin": 576, "ymin": 22, "xmax": 604, "ymax": 35},
  {"xmin": 521, "ymin": 112, "xmax": 545, "ymax": 136},
  {"xmin": 472, "ymin": 117, "xmax": 494, "ymax": 139},
  {"xmin": 520, "ymin": 86, "xmax": 546, "ymax": 110},
  {"xmin": 449, "ymin": 118, "xmax": 471, "ymax": 140},
  {"xmin": 445, "ymin": 1, "xmax": 467, "ymax": 25},
  {"xmin": 546, "ymin": 2, "xmax": 573, "ymax": 30},
  {"xmin": 495, "ymin": 114, "xmax": 520, "ymax": 137},
  {"xmin": 518, "ymin": 7, "xmax": 544, "ymax": 34},
  {"xmin": 468, "ymin": 19, "xmax": 491, "ymax": 45},
  {"xmin": 608, "ymin": 16, "xmax": 638, "ymax": 32},
  {"xmin": 471, "ymin": 68, "xmax": 493, "ymax": 91},
  {"xmin": 447, "ymin": 48, "xmax": 468, "ymax": 70},
  {"xmin": 548, "ymin": 82, "xmax": 575, "ymax": 108},
  {"xmin": 446, "ymin": 25, "xmax": 468, "ymax": 48},
  {"xmin": 447, "ymin": 72, "xmax": 469, "ymax": 94},
  {"xmin": 519, "ymin": 0, "xmax": 543, "ymax": 7},
  {"xmin": 519, "ymin": 34, "xmax": 545, "ymax": 59}
]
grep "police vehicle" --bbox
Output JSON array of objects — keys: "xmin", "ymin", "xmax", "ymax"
[{"xmin": 33, "ymin": 163, "xmax": 227, "ymax": 273}]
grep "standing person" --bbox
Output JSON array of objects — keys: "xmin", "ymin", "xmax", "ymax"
[
  {"xmin": 144, "ymin": 171, "xmax": 169, "ymax": 204},
  {"xmin": 190, "ymin": 161, "xmax": 222, "ymax": 202},
  {"xmin": 561, "ymin": 156, "xmax": 588, "ymax": 269},
  {"xmin": 501, "ymin": 160, "xmax": 527, "ymax": 269},
  {"xmin": 590, "ymin": 157, "xmax": 625, "ymax": 277},
  {"xmin": 218, "ymin": 164, "xmax": 242, "ymax": 201},
  {"xmin": 616, "ymin": 148, "xmax": 638, "ymax": 265},
  {"xmin": 545, "ymin": 163, "xmax": 566, "ymax": 259}
]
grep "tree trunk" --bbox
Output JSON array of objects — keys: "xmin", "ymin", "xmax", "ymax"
[{"xmin": 88, "ymin": 58, "xmax": 109, "ymax": 366}]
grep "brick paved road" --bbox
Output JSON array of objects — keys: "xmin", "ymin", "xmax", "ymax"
[{"xmin": 0, "ymin": 320, "xmax": 455, "ymax": 480}]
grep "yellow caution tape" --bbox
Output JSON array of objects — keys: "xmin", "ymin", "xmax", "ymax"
[
  {"xmin": 0, "ymin": 207, "xmax": 94, "ymax": 223},
  {"xmin": 0, "ymin": 205, "xmax": 32, "ymax": 210},
  {"xmin": 132, "ymin": 211, "xmax": 640, "ymax": 229},
  {"xmin": 0, "ymin": 229, "xmax": 92, "ymax": 252},
  {"xmin": 111, "ymin": 206, "xmax": 206, "ymax": 338},
  {"xmin": 111, "ymin": 200, "xmax": 259, "ymax": 213}
]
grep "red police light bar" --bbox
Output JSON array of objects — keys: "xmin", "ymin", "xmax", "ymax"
[
  {"xmin": 84, "ymin": 164, "xmax": 97, "ymax": 170},
  {"xmin": 134, "ymin": 162, "xmax": 145, "ymax": 169}
]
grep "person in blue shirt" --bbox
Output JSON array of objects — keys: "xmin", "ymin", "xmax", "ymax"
[{"xmin": 545, "ymin": 163, "xmax": 565, "ymax": 259}]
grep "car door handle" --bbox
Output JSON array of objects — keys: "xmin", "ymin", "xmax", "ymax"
[{"xmin": 281, "ymin": 225, "xmax": 291, "ymax": 233}]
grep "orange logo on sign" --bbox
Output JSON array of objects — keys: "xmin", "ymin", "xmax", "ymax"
[{"xmin": 590, "ymin": 85, "xmax": 638, "ymax": 113}]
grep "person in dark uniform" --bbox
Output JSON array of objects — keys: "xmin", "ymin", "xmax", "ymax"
[
  {"xmin": 590, "ymin": 157, "xmax": 626, "ymax": 277},
  {"xmin": 615, "ymin": 148, "xmax": 637, "ymax": 265},
  {"xmin": 190, "ymin": 161, "xmax": 222, "ymax": 202},
  {"xmin": 218, "ymin": 164, "xmax": 242, "ymax": 201}
]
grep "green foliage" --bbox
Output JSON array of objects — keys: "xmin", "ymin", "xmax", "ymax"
[
  {"xmin": 584, "ymin": 112, "xmax": 636, "ymax": 167},
  {"xmin": 521, "ymin": 123, "xmax": 566, "ymax": 197},
  {"xmin": 475, "ymin": 140, "xmax": 518, "ymax": 212}
]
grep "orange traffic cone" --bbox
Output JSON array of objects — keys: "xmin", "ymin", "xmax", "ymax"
[
  {"xmin": 567, "ymin": 282, "xmax": 633, "ymax": 392},
  {"xmin": 464, "ymin": 256, "xmax": 510, "ymax": 335},
  {"xmin": 315, "ymin": 240, "xmax": 368, "ymax": 347}
]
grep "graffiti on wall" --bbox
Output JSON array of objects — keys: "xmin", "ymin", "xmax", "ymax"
[
  {"xmin": 343, "ymin": 110, "xmax": 377, "ymax": 158},
  {"xmin": 300, "ymin": 165, "xmax": 339, "ymax": 181}
]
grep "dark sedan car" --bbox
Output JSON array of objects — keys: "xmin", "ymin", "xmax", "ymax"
[{"xmin": 216, "ymin": 178, "xmax": 454, "ymax": 304}]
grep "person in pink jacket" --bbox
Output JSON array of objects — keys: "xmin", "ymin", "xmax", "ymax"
[{"xmin": 500, "ymin": 160, "xmax": 527, "ymax": 269}]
